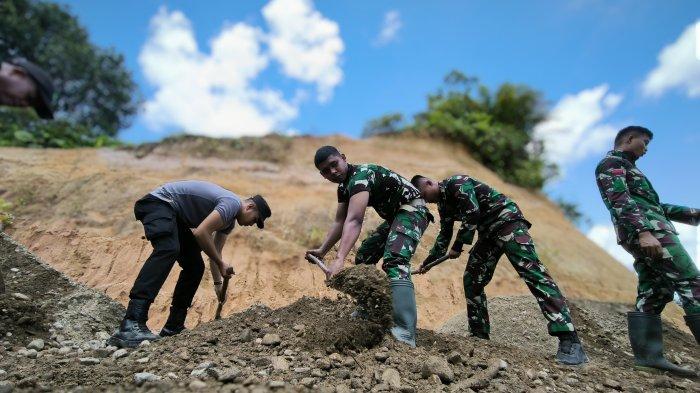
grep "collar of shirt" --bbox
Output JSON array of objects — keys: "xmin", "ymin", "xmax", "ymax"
[
  {"xmin": 609, "ymin": 149, "xmax": 637, "ymax": 164},
  {"xmin": 437, "ymin": 180, "xmax": 448, "ymax": 212},
  {"xmin": 342, "ymin": 163, "xmax": 356, "ymax": 186}
]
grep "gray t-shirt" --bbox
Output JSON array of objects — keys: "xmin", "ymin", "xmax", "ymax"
[{"xmin": 150, "ymin": 180, "xmax": 241, "ymax": 234}]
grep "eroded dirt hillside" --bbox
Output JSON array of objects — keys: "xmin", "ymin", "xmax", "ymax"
[{"xmin": 0, "ymin": 135, "xmax": 686, "ymax": 330}]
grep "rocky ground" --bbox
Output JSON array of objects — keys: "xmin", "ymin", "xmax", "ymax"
[{"xmin": 1, "ymin": 233, "xmax": 699, "ymax": 393}]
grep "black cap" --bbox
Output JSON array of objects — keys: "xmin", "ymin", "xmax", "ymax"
[
  {"xmin": 251, "ymin": 195, "xmax": 271, "ymax": 229},
  {"xmin": 8, "ymin": 58, "xmax": 55, "ymax": 119}
]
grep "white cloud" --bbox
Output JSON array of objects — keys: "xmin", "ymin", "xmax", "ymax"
[
  {"xmin": 587, "ymin": 223, "xmax": 700, "ymax": 271},
  {"xmin": 587, "ymin": 224, "xmax": 635, "ymax": 270},
  {"xmin": 534, "ymin": 85, "xmax": 622, "ymax": 171},
  {"xmin": 262, "ymin": 0, "xmax": 344, "ymax": 102},
  {"xmin": 139, "ymin": 1, "xmax": 344, "ymax": 137},
  {"xmin": 642, "ymin": 21, "xmax": 700, "ymax": 98},
  {"xmin": 374, "ymin": 10, "xmax": 402, "ymax": 46}
]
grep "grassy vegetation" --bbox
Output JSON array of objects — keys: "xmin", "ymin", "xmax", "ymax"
[
  {"xmin": 363, "ymin": 70, "xmax": 556, "ymax": 189},
  {"xmin": 0, "ymin": 198, "xmax": 14, "ymax": 230},
  {"xmin": 126, "ymin": 133, "xmax": 294, "ymax": 163}
]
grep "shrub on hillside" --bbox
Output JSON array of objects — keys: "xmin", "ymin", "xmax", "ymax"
[
  {"xmin": 126, "ymin": 134, "xmax": 293, "ymax": 163},
  {"xmin": 363, "ymin": 70, "xmax": 556, "ymax": 189},
  {"xmin": 0, "ymin": 107, "xmax": 120, "ymax": 148}
]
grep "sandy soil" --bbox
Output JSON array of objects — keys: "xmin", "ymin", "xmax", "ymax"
[{"xmin": 0, "ymin": 135, "xmax": 688, "ymax": 332}]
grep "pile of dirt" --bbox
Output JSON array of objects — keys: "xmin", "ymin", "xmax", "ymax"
[
  {"xmin": 0, "ymin": 233, "xmax": 123, "ymax": 346},
  {"xmin": 1, "ymin": 241, "xmax": 698, "ymax": 392},
  {"xmin": 315, "ymin": 265, "xmax": 394, "ymax": 350}
]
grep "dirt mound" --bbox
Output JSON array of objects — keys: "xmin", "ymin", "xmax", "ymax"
[
  {"xmin": 313, "ymin": 265, "xmax": 394, "ymax": 350},
  {"xmin": 0, "ymin": 233, "xmax": 123, "ymax": 345},
  {"xmin": 1, "ymin": 240, "xmax": 698, "ymax": 392}
]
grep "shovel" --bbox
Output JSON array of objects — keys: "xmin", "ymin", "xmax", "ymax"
[
  {"xmin": 305, "ymin": 254, "xmax": 330, "ymax": 276},
  {"xmin": 411, "ymin": 255, "xmax": 451, "ymax": 275},
  {"xmin": 214, "ymin": 266, "xmax": 234, "ymax": 320}
]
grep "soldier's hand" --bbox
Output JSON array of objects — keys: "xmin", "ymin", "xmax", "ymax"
[
  {"xmin": 306, "ymin": 248, "xmax": 325, "ymax": 263},
  {"xmin": 448, "ymin": 249, "xmax": 462, "ymax": 259},
  {"xmin": 639, "ymin": 231, "xmax": 663, "ymax": 259},
  {"xmin": 416, "ymin": 258, "xmax": 432, "ymax": 274},
  {"xmin": 325, "ymin": 259, "xmax": 344, "ymax": 281}
]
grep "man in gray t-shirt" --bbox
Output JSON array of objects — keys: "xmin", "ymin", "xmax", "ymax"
[{"xmin": 109, "ymin": 180, "xmax": 272, "ymax": 348}]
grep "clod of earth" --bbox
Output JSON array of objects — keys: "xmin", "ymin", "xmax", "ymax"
[{"xmin": 317, "ymin": 264, "xmax": 394, "ymax": 350}]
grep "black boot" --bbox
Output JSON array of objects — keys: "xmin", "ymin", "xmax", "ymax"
[
  {"xmin": 390, "ymin": 279, "xmax": 417, "ymax": 348},
  {"xmin": 628, "ymin": 311, "xmax": 696, "ymax": 376},
  {"xmin": 556, "ymin": 331, "xmax": 589, "ymax": 365},
  {"xmin": 159, "ymin": 306, "xmax": 188, "ymax": 337},
  {"xmin": 470, "ymin": 331, "xmax": 490, "ymax": 340},
  {"xmin": 108, "ymin": 299, "xmax": 160, "ymax": 348},
  {"xmin": 684, "ymin": 314, "xmax": 700, "ymax": 345}
]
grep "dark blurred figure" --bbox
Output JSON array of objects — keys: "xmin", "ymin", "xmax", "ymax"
[{"xmin": 0, "ymin": 58, "xmax": 54, "ymax": 119}]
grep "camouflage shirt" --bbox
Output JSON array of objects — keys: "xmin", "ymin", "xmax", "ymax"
[
  {"xmin": 427, "ymin": 175, "xmax": 527, "ymax": 260},
  {"xmin": 337, "ymin": 164, "xmax": 422, "ymax": 221},
  {"xmin": 595, "ymin": 150, "xmax": 699, "ymax": 245}
]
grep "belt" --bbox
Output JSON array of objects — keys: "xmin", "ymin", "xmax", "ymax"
[{"xmin": 399, "ymin": 198, "xmax": 426, "ymax": 212}]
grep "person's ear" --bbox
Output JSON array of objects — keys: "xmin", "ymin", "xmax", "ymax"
[{"xmin": 340, "ymin": 153, "xmax": 346, "ymax": 161}]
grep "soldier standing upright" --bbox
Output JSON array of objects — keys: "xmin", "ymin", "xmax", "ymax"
[
  {"xmin": 306, "ymin": 146, "xmax": 431, "ymax": 347},
  {"xmin": 411, "ymin": 174, "xmax": 588, "ymax": 365},
  {"xmin": 595, "ymin": 126, "xmax": 699, "ymax": 376}
]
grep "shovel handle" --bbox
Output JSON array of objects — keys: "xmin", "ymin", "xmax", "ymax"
[
  {"xmin": 411, "ymin": 255, "xmax": 451, "ymax": 275},
  {"xmin": 305, "ymin": 254, "xmax": 330, "ymax": 275},
  {"xmin": 214, "ymin": 271, "xmax": 232, "ymax": 320}
]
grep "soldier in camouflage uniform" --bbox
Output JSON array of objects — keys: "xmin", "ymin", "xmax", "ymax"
[
  {"xmin": 307, "ymin": 146, "xmax": 431, "ymax": 347},
  {"xmin": 412, "ymin": 174, "xmax": 588, "ymax": 365},
  {"xmin": 595, "ymin": 126, "xmax": 699, "ymax": 375}
]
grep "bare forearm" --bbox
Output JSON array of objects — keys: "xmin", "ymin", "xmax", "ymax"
[
  {"xmin": 319, "ymin": 221, "xmax": 343, "ymax": 254},
  {"xmin": 194, "ymin": 232, "xmax": 223, "ymax": 266},
  {"xmin": 210, "ymin": 259, "xmax": 222, "ymax": 282},
  {"xmin": 336, "ymin": 219, "xmax": 362, "ymax": 261}
]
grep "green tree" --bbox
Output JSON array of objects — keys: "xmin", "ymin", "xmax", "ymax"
[
  {"xmin": 411, "ymin": 70, "xmax": 555, "ymax": 189},
  {"xmin": 362, "ymin": 112, "xmax": 405, "ymax": 138},
  {"xmin": 0, "ymin": 0, "xmax": 139, "ymax": 136},
  {"xmin": 555, "ymin": 198, "xmax": 590, "ymax": 227}
]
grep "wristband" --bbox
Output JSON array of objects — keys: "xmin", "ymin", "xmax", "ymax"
[{"xmin": 213, "ymin": 281, "xmax": 223, "ymax": 285}]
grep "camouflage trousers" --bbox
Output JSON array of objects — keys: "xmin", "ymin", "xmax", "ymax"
[
  {"xmin": 622, "ymin": 231, "xmax": 700, "ymax": 315},
  {"xmin": 355, "ymin": 206, "xmax": 430, "ymax": 280},
  {"xmin": 464, "ymin": 221, "xmax": 575, "ymax": 337}
]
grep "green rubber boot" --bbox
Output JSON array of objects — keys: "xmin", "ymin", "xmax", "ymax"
[
  {"xmin": 390, "ymin": 279, "xmax": 417, "ymax": 348},
  {"xmin": 684, "ymin": 313, "xmax": 700, "ymax": 345},
  {"xmin": 628, "ymin": 312, "xmax": 697, "ymax": 377}
]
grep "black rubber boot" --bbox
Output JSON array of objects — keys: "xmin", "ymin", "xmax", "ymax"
[
  {"xmin": 628, "ymin": 311, "xmax": 697, "ymax": 376},
  {"xmin": 684, "ymin": 313, "xmax": 700, "ymax": 345},
  {"xmin": 556, "ymin": 331, "xmax": 589, "ymax": 365},
  {"xmin": 108, "ymin": 299, "xmax": 160, "ymax": 348},
  {"xmin": 390, "ymin": 279, "xmax": 417, "ymax": 348},
  {"xmin": 470, "ymin": 331, "xmax": 490, "ymax": 340},
  {"xmin": 159, "ymin": 306, "xmax": 188, "ymax": 337}
]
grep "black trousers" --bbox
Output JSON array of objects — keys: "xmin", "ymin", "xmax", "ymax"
[{"xmin": 129, "ymin": 195, "xmax": 205, "ymax": 309}]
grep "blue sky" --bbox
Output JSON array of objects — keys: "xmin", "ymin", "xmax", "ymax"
[{"xmin": 59, "ymin": 0, "xmax": 699, "ymax": 267}]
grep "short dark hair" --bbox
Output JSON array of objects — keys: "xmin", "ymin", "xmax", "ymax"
[
  {"xmin": 410, "ymin": 175, "xmax": 427, "ymax": 188},
  {"xmin": 314, "ymin": 145, "xmax": 341, "ymax": 167},
  {"xmin": 614, "ymin": 126, "xmax": 653, "ymax": 147}
]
